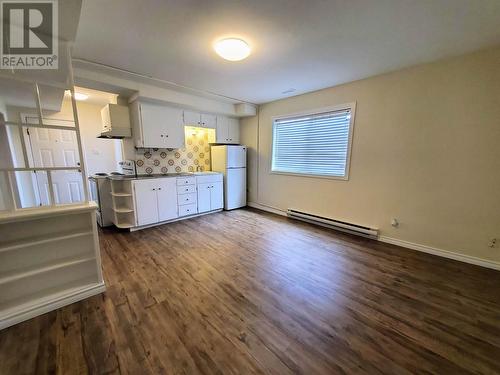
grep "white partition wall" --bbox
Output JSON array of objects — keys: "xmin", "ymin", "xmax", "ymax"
[{"xmin": 0, "ymin": 52, "xmax": 105, "ymax": 330}]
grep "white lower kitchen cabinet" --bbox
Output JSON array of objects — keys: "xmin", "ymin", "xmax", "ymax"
[
  {"xmin": 197, "ymin": 183, "xmax": 211, "ymax": 213},
  {"xmin": 133, "ymin": 179, "xmax": 160, "ymax": 226},
  {"xmin": 157, "ymin": 178, "xmax": 178, "ymax": 222},
  {"xmin": 133, "ymin": 178, "xmax": 179, "ymax": 226},
  {"xmin": 210, "ymin": 181, "xmax": 224, "ymax": 209},
  {"xmin": 196, "ymin": 174, "xmax": 223, "ymax": 213},
  {"xmin": 121, "ymin": 173, "xmax": 223, "ymax": 230}
]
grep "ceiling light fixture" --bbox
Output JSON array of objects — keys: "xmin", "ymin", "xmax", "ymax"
[
  {"xmin": 214, "ymin": 38, "xmax": 251, "ymax": 61},
  {"xmin": 74, "ymin": 92, "xmax": 89, "ymax": 101}
]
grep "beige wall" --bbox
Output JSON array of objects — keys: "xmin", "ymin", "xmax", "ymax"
[
  {"xmin": 241, "ymin": 46, "xmax": 500, "ymax": 263},
  {"xmin": 76, "ymin": 101, "xmax": 122, "ymax": 176}
]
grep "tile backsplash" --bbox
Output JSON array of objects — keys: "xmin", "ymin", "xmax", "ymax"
[{"xmin": 134, "ymin": 127, "xmax": 214, "ymax": 174}]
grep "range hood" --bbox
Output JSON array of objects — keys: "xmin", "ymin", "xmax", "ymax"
[
  {"xmin": 98, "ymin": 104, "xmax": 131, "ymax": 139},
  {"xmin": 97, "ymin": 127, "xmax": 131, "ymax": 139}
]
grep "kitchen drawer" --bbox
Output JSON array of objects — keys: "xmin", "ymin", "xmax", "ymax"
[
  {"xmin": 177, "ymin": 185, "xmax": 196, "ymax": 194},
  {"xmin": 178, "ymin": 192, "xmax": 197, "ymax": 205},
  {"xmin": 178, "ymin": 203, "xmax": 197, "ymax": 217},
  {"xmin": 177, "ymin": 177, "xmax": 196, "ymax": 186},
  {"xmin": 196, "ymin": 173, "xmax": 223, "ymax": 184}
]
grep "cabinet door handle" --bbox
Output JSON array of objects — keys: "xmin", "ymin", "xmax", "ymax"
[
  {"xmin": 185, "ymin": 188, "xmax": 189, "ymax": 191},
  {"xmin": 152, "ymin": 188, "xmax": 156, "ymax": 191},
  {"xmin": 158, "ymin": 188, "xmax": 162, "ymax": 190}
]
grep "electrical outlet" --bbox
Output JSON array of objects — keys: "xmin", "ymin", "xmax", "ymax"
[
  {"xmin": 488, "ymin": 238, "xmax": 497, "ymax": 248},
  {"xmin": 391, "ymin": 218, "xmax": 399, "ymax": 228}
]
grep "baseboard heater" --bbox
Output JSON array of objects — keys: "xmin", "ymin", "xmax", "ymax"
[{"xmin": 287, "ymin": 209, "xmax": 379, "ymax": 239}]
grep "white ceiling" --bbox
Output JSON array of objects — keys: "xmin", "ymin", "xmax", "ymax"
[
  {"xmin": 74, "ymin": 0, "xmax": 500, "ymax": 104},
  {"xmin": 0, "ymin": 77, "xmax": 65, "ymax": 112},
  {"xmin": 72, "ymin": 86, "xmax": 118, "ymax": 106},
  {"xmin": 0, "ymin": 0, "xmax": 82, "ymax": 90}
]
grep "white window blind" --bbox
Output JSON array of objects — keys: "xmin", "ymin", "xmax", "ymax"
[{"xmin": 272, "ymin": 106, "xmax": 354, "ymax": 178}]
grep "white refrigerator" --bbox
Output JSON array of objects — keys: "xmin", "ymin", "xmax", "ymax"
[{"xmin": 211, "ymin": 145, "xmax": 247, "ymax": 210}]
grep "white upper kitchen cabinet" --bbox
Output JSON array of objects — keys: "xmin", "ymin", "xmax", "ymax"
[
  {"xmin": 216, "ymin": 116, "xmax": 240, "ymax": 144},
  {"xmin": 130, "ymin": 101, "xmax": 184, "ymax": 148},
  {"xmin": 183, "ymin": 110, "xmax": 217, "ymax": 128},
  {"xmin": 156, "ymin": 178, "xmax": 178, "ymax": 222}
]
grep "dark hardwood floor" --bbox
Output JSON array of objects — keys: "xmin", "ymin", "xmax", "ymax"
[{"xmin": 1, "ymin": 208, "xmax": 500, "ymax": 374}]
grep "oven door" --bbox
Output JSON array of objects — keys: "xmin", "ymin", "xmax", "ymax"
[{"xmin": 88, "ymin": 177, "xmax": 101, "ymax": 212}]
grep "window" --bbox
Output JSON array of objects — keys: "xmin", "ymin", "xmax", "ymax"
[{"xmin": 271, "ymin": 103, "xmax": 355, "ymax": 179}]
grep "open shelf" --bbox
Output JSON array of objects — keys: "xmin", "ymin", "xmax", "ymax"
[
  {"xmin": 110, "ymin": 179, "xmax": 133, "ymax": 195},
  {"xmin": 0, "ymin": 256, "xmax": 95, "ymax": 285},
  {"xmin": 0, "ymin": 279, "xmax": 103, "ymax": 321},
  {"xmin": 114, "ymin": 221, "xmax": 135, "ymax": 229},
  {"xmin": 109, "ymin": 179, "xmax": 136, "ymax": 229},
  {"xmin": 111, "ymin": 192, "xmax": 132, "ymax": 197},
  {"xmin": 0, "ymin": 230, "xmax": 93, "ymax": 253},
  {"xmin": 113, "ymin": 207, "xmax": 134, "ymax": 213}
]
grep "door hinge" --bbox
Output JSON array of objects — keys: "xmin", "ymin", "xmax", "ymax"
[{"xmin": 26, "ymin": 128, "xmax": 30, "ymax": 135}]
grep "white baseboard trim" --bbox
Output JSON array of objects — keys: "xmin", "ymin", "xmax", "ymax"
[
  {"xmin": 130, "ymin": 209, "xmax": 223, "ymax": 231},
  {"xmin": 247, "ymin": 202, "xmax": 287, "ymax": 217},
  {"xmin": 246, "ymin": 202, "xmax": 500, "ymax": 272},
  {"xmin": 0, "ymin": 282, "xmax": 106, "ymax": 330},
  {"xmin": 379, "ymin": 236, "xmax": 500, "ymax": 271}
]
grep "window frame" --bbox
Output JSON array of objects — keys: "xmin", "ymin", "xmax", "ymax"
[{"xmin": 270, "ymin": 102, "xmax": 356, "ymax": 181}]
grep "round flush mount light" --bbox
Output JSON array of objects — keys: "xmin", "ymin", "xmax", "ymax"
[
  {"xmin": 74, "ymin": 92, "xmax": 89, "ymax": 101},
  {"xmin": 214, "ymin": 38, "xmax": 251, "ymax": 61}
]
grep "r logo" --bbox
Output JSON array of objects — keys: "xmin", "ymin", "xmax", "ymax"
[
  {"xmin": 0, "ymin": 0, "xmax": 58, "ymax": 69},
  {"xmin": 2, "ymin": 2, "xmax": 53, "ymax": 54}
]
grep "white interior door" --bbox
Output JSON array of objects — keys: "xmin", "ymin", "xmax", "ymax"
[{"xmin": 23, "ymin": 116, "xmax": 83, "ymax": 205}]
